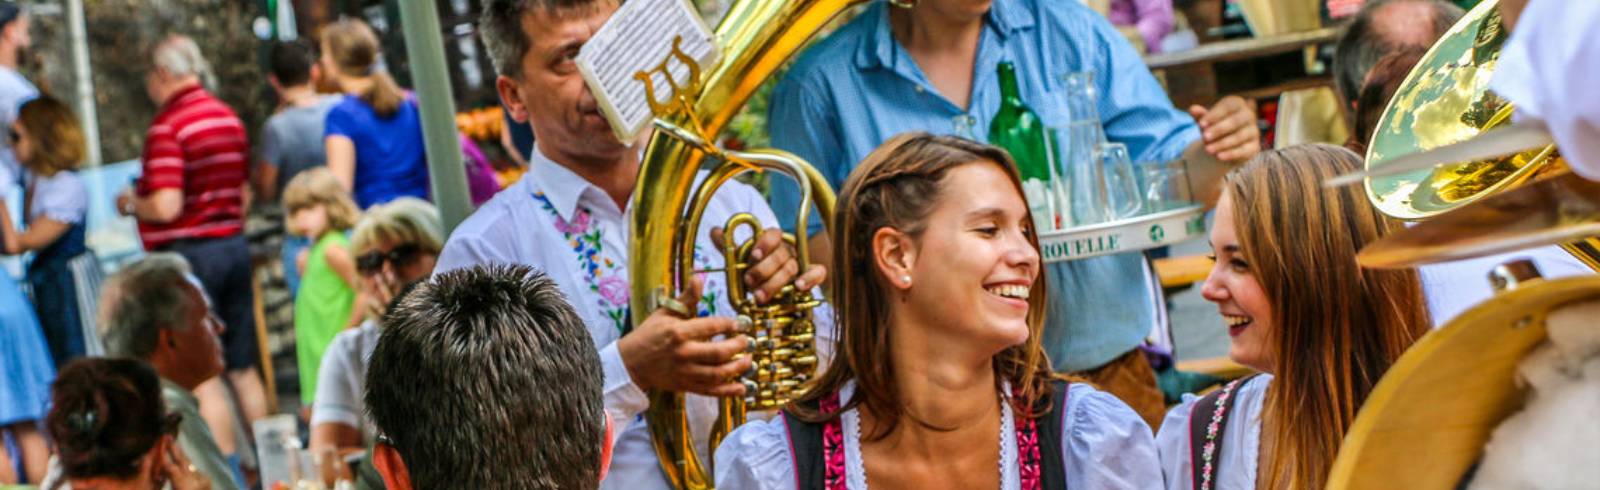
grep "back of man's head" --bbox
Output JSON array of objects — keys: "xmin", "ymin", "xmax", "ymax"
[
  {"xmin": 269, "ymin": 39, "xmax": 318, "ymax": 88},
  {"xmin": 366, "ymin": 264, "xmax": 605, "ymax": 490},
  {"xmin": 150, "ymin": 34, "xmax": 216, "ymax": 90},
  {"xmin": 1334, "ymin": 0, "xmax": 1465, "ymax": 103},
  {"xmin": 99, "ymin": 253, "xmax": 195, "ymax": 361}
]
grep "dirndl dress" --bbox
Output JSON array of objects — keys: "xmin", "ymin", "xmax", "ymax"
[{"xmin": 0, "ymin": 270, "xmax": 53, "ymax": 427}]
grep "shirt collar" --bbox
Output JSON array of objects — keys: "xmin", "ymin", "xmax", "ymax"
[
  {"xmin": 160, "ymin": 84, "xmax": 206, "ymax": 113},
  {"xmin": 526, "ymin": 145, "xmax": 614, "ymax": 224},
  {"xmin": 855, "ymin": 0, "xmax": 1036, "ymax": 70},
  {"xmin": 160, "ymin": 377, "xmax": 198, "ymax": 405}
]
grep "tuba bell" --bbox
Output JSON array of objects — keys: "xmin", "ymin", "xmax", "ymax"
[
  {"xmin": 625, "ymin": 1, "xmax": 868, "ymax": 489},
  {"xmin": 1362, "ymin": 0, "xmax": 1600, "ymax": 270}
]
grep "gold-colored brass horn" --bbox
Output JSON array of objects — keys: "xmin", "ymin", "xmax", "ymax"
[
  {"xmin": 1362, "ymin": 0, "xmax": 1599, "ymax": 270},
  {"xmin": 626, "ymin": 1, "xmax": 866, "ymax": 489},
  {"xmin": 1363, "ymin": 0, "xmax": 1548, "ymax": 220}
]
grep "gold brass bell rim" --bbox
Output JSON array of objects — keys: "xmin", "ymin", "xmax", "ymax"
[
  {"xmin": 1357, "ymin": 169, "xmax": 1600, "ymax": 269},
  {"xmin": 1327, "ymin": 274, "xmax": 1600, "ymax": 489},
  {"xmin": 1362, "ymin": 0, "xmax": 1555, "ymax": 221}
]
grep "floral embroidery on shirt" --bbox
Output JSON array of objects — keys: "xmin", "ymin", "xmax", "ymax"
[
  {"xmin": 534, "ymin": 191, "xmax": 629, "ymax": 333},
  {"xmin": 535, "ymin": 191, "xmax": 732, "ymax": 332}
]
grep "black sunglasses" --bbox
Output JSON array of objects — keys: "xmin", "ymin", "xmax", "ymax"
[{"xmin": 357, "ymin": 243, "xmax": 425, "ymax": 275}]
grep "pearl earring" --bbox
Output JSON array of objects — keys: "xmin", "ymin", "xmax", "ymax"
[{"xmin": 901, "ymin": 275, "xmax": 912, "ymax": 286}]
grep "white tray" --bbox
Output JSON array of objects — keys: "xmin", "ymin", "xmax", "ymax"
[{"xmin": 1038, "ymin": 204, "xmax": 1208, "ymax": 263}]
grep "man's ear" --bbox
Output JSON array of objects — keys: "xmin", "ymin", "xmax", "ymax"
[
  {"xmin": 599, "ymin": 414, "xmax": 614, "ymax": 482},
  {"xmin": 496, "ymin": 75, "xmax": 530, "ymax": 123},
  {"xmin": 373, "ymin": 442, "xmax": 413, "ymax": 490},
  {"xmin": 872, "ymin": 227, "xmax": 917, "ymax": 290}
]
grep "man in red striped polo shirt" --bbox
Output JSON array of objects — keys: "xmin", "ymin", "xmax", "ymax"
[{"xmin": 115, "ymin": 34, "xmax": 268, "ymax": 462}]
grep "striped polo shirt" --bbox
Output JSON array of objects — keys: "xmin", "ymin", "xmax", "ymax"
[{"xmin": 137, "ymin": 85, "xmax": 249, "ymax": 250}]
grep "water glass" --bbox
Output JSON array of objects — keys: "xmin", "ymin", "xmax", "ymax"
[
  {"xmin": 1095, "ymin": 142, "xmax": 1143, "ymax": 220},
  {"xmin": 1135, "ymin": 160, "xmax": 1194, "ymax": 212}
]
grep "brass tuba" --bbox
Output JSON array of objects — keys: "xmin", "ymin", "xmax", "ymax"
[
  {"xmin": 626, "ymin": 1, "xmax": 867, "ymax": 489},
  {"xmin": 1362, "ymin": 0, "xmax": 1600, "ymax": 270}
]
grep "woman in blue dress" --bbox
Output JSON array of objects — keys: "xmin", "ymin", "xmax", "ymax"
[
  {"xmin": 1, "ymin": 96, "xmax": 98, "ymax": 367},
  {"xmin": 0, "ymin": 101, "xmax": 64, "ymax": 486}
]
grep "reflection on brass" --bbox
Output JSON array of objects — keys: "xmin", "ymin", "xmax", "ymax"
[
  {"xmin": 1364, "ymin": 0, "xmax": 1554, "ymax": 220},
  {"xmin": 625, "ymin": 1, "xmax": 864, "ymax": 488},
  {"xmin": 1359, "ymin": 170, "xmax": 1600, "ymax": 269},
  {"xmin": 1363, "ymin": 0, "xmax": 1599, "ymax": 272}
]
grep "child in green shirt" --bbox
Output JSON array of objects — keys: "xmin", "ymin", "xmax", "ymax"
[{"xmin": 284, "ymin": 167, "xmax": 363, "ymax": 406}]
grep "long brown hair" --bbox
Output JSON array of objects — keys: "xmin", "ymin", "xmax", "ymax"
[
  {"xmin": 1225, "ymin": 144, "xmax": 1430, "ymax": 489},
  {"xmin": 322, "ymin": 18, "xmax": 406, "ymax": 118},
  {"xmin": 16, "ymin": 96, "xmax": 86, "ymax": 176},
  {"xmin": 793, "ymin": 133, "xmax": 1059, "ymax": 440}
]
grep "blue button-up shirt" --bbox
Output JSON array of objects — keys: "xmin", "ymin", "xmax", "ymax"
[{"xmin": 768, "ymin": 0, "xmax": 1200, "ymax": 371}]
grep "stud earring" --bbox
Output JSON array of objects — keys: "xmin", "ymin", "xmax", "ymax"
[{"xmin": 901, "ymin": 275, "xmax": 912, "ymax": 286}]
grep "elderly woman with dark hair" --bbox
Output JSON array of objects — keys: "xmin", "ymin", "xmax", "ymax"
[{"xmin": 45, "ymin": 357, "xmax": 210, "ymax": 490}]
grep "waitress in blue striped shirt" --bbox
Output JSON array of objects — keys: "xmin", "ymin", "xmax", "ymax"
[{"xmin": 767, "ymin": 0, "xmax": 1261, "ymax": 431}]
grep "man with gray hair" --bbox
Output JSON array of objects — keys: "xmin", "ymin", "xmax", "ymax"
[
  {"xmin": 115, "ymin": 33, "xmax": 267, "ymax": 457},
  {"xmin": 91, "ymin": 253, "xmax": 242, "ymax": 489},
  {"xmin": 367, "ymin": 264, "xmax": 610, "ymax": 489}
]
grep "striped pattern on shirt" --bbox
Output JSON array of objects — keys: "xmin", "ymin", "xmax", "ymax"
[{"xmin": 137, "ymin": 85, "xmax": 248, "ymax": 250}]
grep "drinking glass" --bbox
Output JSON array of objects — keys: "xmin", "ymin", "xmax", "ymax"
[
  {"xmin": 1135, "ymin": 160, "xmax": 1194, "ymax": 212},
  {"xmin": 1095, "ymin": 142, "xmax": 1143, "ymax": 220}
]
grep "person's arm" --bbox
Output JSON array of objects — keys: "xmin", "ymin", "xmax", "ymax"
[
  {"xmin": 1064, "ymin": 386, "xmax": 1165, "ymax": 490},
  {"xmin": 325, "ymin": 135, "xmax": 356, "ymax": 192},
  {"xmin": 254, "ymin": 137, "xmax": 282, "ymax": 203},
  {"xmin": 1086, "ymin": 11, "xmax": 1258, "ymax": 208},
  {"xmin": 1178, "ymin": 96, "xmax": 1260, "ymax": 207},
  {"xmin": 2, "ymin": 216, "xmax": 70, "ymax": 254},
  {"xmin": 309, "ymin": 335, "xmax": 369, "ymax": 456},
  {"xmin": 321, "ymin": 240, "xmax": 368, "ymax": 328},
  {"xmin": 767, "ymin": 71, "xmax": 845, "ymax": 276},
  {"xmin": 126, "ymin": 124, "xmax": 188, "ymax": 224}
]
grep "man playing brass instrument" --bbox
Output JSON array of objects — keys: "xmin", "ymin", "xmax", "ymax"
[{"xmin": 439, "ymin": 1, "xmax": 827, "ymax": 488}]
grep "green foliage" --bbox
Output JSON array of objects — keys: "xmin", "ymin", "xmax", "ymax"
[{"xmin": 33, "ymin": 0, "xmax": 272, "ymax": 163}]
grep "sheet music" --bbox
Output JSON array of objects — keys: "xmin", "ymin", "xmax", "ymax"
[{"xmin": 576, "ymin": 0, "xmax": 719, "ymax": 143}]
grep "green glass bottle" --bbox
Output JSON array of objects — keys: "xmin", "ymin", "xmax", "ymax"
[{"xmin": 988, "ymin": 61, "xmax": 1059, "ymax": 229}]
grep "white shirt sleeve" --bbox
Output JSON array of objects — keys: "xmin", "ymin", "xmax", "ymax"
[
  {"xmin": 1154, "ymin": 392, "xmax": 1203, "ymax": 490},
  {"xmin": 310, "ymin": 331, "xmax": 364, "ymax": 431},
  {"xmin": 29, "ymin": 171, "xmax": 87, "ymax": 224},
  {"xmin": 1491, "ymin": 0, "xmax": 1600, "ymax": 182},
  {"xmin": 598, "ymin": 341, "xmax": 649, "ymax": 447},
  {"xmin": 714, "ymin": 415, "xmax": 797, "ymax": 490},
  {"xmin": 1063, "ymin": 383, "xmax": 1165, "ymax": 490}
]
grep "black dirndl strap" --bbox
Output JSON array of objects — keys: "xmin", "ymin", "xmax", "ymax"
[
  {"xmin": 783, "ymin": 401, "xmax": 828, "ymax": 489},
  {"xmin": 1187, "ymin": 374, "xmax": 1260, "ymax": 490},
  {"xmin": 1032, "ymin": 380, "xmax": 1072, "ymax": 490},
  {"xmin": 783, "ymin": 380, "xmax": 1076, "ymax": 490}
]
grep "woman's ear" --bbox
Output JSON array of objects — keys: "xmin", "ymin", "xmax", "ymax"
[{"xmin": 872, "ymin": 227, "xmax": 916, "ymax": 290}]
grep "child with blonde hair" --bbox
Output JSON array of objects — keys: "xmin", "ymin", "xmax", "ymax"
[{"xmin": 283, "ymin": 167, "xmax": 362, "ymax": 405}]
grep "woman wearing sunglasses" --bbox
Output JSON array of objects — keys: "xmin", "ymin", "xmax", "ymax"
[
  {"xmin": 45, "ymin": 358, "xmax": 211, "ymax": 490},
  {"xmin": 309, "ymin": 197, "xmax": 443, "ymax": 460}
]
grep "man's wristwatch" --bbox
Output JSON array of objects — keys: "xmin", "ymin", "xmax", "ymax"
[{"xmin": 121, "ymin": 199, "xmax": 136, "ymax": 216}]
